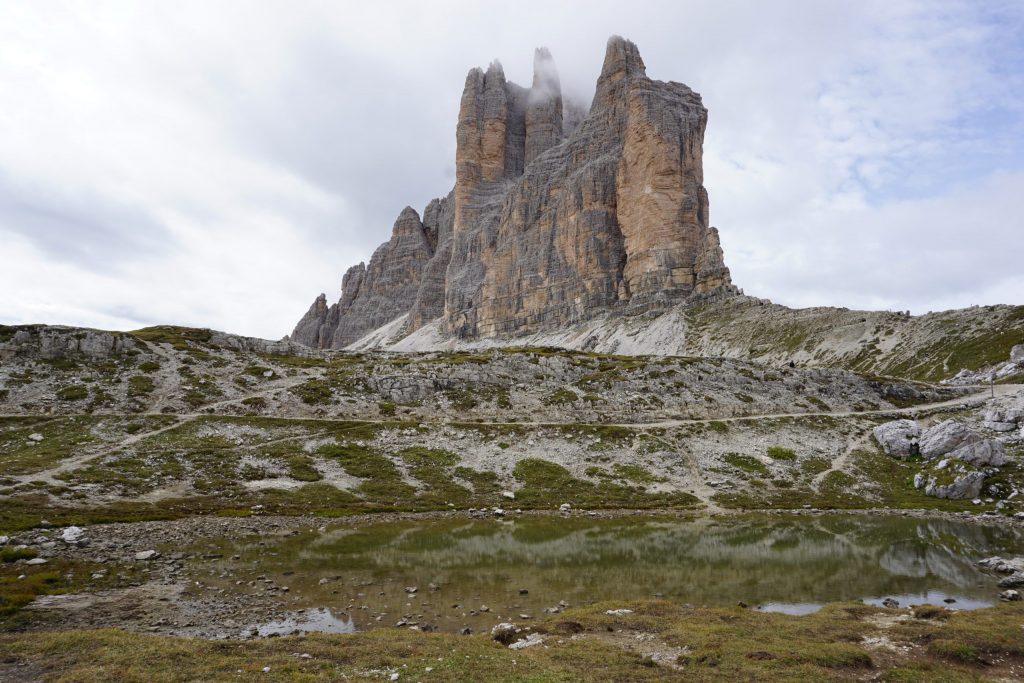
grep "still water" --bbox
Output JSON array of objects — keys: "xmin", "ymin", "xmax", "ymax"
[{"xmin": 191, "ymin": 514, "xmax": 1024, "ymax": 633}]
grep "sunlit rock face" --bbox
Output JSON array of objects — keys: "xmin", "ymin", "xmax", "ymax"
[{"xmin": 292, "ymin": 37, "xmax": 734, "ymax": 349}]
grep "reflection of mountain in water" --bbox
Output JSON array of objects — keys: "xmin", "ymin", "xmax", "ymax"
[{"xmin": 230, "ymin": 515, "xmax": 1024, "ymax": 607}]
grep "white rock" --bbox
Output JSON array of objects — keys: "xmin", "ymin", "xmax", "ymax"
[
  {"xmin": 949, "ymin": 440, "xmax": 1006, "ymax": 467},
  {"xmin": 920, "ymin": 420, "xmax": 974, "ymax": 458},
  {"xmin": 604, "ymin": 609, "xmax": 634, "ymax": 616},
  {"xmin": 0, "ymin": 536, "xmax": 9, "ymax": 546},
  {"xmin": 1011, "ymin": 344, "xmax": 1024, "ymax": 364},
  {"xmin": 920, "ymin": 419, "xmax": 1005, "ymax": 465},
  {"xmin": 61, "ymin": 526, "xmax": 84, "ymax": 543},
  {"xmin": 28, "ymin": 433, "xmax": 44, "ymax": 442},
  {"xmin": 923, "ymin": 471, "xmax": 986, "ymax": 500},
  {"xmin": 872, "ymin": 420, "xmax": 921, "ymax": 458},
  {"xmin": 491, "ymin": 622, "xmax": 517, "ymax": 644},
  {"xmin": 509, "ymin": 633, "xmax": 545, "ymax": 650},
  {"xmin": 135, "ymin": 550, "xmax": 160, "ymax": 560},
  {"xmin": 390, "ymin": 674, "xmax": 399, "ymax": 681},
  {"xmin": 263, "ymin": 370, "xmax": 275, "ymax": 378},
  {"xmin": 25, "ymin": 558, "xmax": 48, "ymax": 565},
  {"xmin": 501, "ymin": 490, "xmax": 516, "ymax": 500}
]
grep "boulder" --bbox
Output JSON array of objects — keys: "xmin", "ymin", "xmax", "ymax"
[
  {"xmin": 873, "ymin": 419, "xmax": 921, "ymax": 458},
  {"xmin": 1011, "ymin": 344, "xmax": 1024, "ymax": 364},
  {"xmin": 491, "ymin": 622, "xmax": 518, "ymax": 645},
  {"xmin": 949, "ymin": 439, "xmax": 1005, "ymax": 466},
  {"xmin": 509, "ymin": 633, "xmax": 545, "ymax": 650},
  {"xmin": 919, "ymin": 419, "xmax": 1005, "ymax": 466},
  {"xmin": 917, "ymin": 470, "xmax": 986, "ymax": 500},
  {"xmin": 919, "ymin": 420, "xmax": 973, "ymax": 458},
  {"xmin": 60, "ymin": 526, "xmax": 84, "ymax": 543},
  {"xmin": 983, "ymin": 409, "xmax": 1021, "ymax": 432}
]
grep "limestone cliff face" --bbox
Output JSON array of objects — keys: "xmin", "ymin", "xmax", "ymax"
[
  {"xmin": 292, "ymin": 36, "xmax": 734, "ymax": 349},
  {"xmin": 291, "ymin": 208, "xmax": 434, "ymax": 348}
]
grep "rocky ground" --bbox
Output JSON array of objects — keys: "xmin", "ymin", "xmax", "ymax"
[
  {"xmin": 2, "ymin": 323, "xmax": 1024, "ymax": 680},
  {"xmin": 1, "ymin": 324, "xmax": 1022, "ymax": 520}
]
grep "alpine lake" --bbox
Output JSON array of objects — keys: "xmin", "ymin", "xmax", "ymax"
[{"xmin": 180, "ymin": 512, "xmax": 1024, "ymax": 637}]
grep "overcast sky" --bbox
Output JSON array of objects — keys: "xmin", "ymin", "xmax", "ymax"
[{"xmin": 1, "ymin": 1, "xmax": 1021, "ymax": 339}]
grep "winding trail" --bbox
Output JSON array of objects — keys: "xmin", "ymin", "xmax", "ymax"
[
  {"xmin": 2, "ymin": 385, "xmax": 1019, "ymax": 433},
  {"xmin": 3, "ymin": 384, "xmax": 1019, "ymax": 490}
]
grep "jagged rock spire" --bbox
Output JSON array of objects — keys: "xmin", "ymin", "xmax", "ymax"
[
  {"xmin": 292, "ymin": 37, "xmax": 734, "ymax": 349},
  {"xmin": 525, "ymin": 47, "xmax": 563, "ymax": 164}
]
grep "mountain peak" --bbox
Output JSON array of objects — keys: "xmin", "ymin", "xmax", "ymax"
[{"xmin": 292, "ymin": 37, "xmax": 734, "ymax": 349}]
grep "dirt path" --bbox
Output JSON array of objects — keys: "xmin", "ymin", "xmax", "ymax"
[
  {"xmin": 812, "ymin": 431, "xmax": 872, "ymax": 489},
  {"xmin": 10, "ymin": 416, "xmax": 196, "ymax": 486},
  {"xmin": 2, "ymin": 385, "xmax": 1019, "ymax": 433},
  {"xmin": 3, "ymin": 383, "xmax": 1019, "ymax": 490}
]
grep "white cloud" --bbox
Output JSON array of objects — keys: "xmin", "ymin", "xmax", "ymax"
[{"xmin": 0, "ymin": 0, "xmax": 1020, "ymax": 338}]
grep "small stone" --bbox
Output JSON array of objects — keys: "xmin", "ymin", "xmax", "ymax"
[
  {"xmin": 262, "ymin": 666, "xmax": 271, "ymax": 673},
  {"xmin": 501, "ymin": 490, "xmax": 516, "ymax": 500},
  {"xmin": 604, "ymin": 609, "xmax": 633, "ymax": 616},
  {"xmin": 404, "ymin": 586, "xmax": 418, "ymax": 594},
  {"xmin": 28, "ymin": 433, "xmax": 44, "ymax": 442},
  {"xmin": 509, "ymin": 633, "xmax": 545, "ymax": 650},
  {"xmin": 390, "ymin": 673, "xmax": 400, "ymax": 681},
  {"xmin": 882, "ymin": 598, "xmax": 899, "ymax": 609},
  {"xmin": 25, "ymin": 558, "xmax": 48, "ymax": 566},
  {"xmin": 135, "ymin": 550, "xmax": 160, "ymax": 561},
  {"xmin": 999, "ymin": 589, "xmax": 1021, "ymax": 602},
  {"xmin": 61, "ymin": 526, "xmax": 84, "ymax": 543}
]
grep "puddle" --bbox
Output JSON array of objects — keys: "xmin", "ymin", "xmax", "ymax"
[{"xmin": 250, "ymin": 607, "xmax": 355, "ymax": 637}]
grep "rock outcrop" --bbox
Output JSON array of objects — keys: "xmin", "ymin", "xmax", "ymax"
[
  {"xmin": 919, "ymin": 419, "xmax": 1006, "ymax": 467},
  {"xmin": 291, "ymin": 37, "xmax": 735, "ymax": 349},
  {"xmin": 873, "ymin": 419, "xmax": 921, "ymax": 458}
]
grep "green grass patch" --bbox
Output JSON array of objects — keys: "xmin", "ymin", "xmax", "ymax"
[
  {"xmin": 127, "ymin": 375, "xmax": 155, "ymax": 396},
  {"xmin": 289, "ymin": 379, "xmax": 334, "ymax": 405},
  {"xmin": 766, "ymin": 446, "xmax": 796, "ymax": 461},
  {"xmin": 56, "ymin": 385, "xmax": 88, "ymax": 401},
  {"xmin": 723, "ymin": 453, "xmax": 770, "ymax": 477}
]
